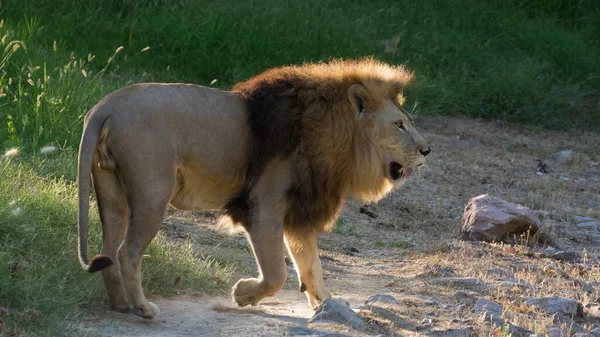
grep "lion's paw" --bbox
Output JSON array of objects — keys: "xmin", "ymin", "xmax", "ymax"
[
  {"xmin": 232, "ymin": 278, "xmax": 262, "ymax": 307},
  {"xmin": 131, "ymin": 301, "xmax": 160, "ymax": 320}
]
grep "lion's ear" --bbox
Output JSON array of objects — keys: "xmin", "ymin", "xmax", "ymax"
[{"xmin": 347, "ymin": 84, "xmax": 369, "ymax": 117}]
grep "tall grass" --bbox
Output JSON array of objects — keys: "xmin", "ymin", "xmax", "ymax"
[{"xmin": 2, "ymin": 0, "xmax": 598, "ymax": 142}]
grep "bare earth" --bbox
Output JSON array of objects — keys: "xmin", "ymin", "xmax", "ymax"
[{"xmin": 80, "ymin": 116, "xmax": 600, "ymax": 337}]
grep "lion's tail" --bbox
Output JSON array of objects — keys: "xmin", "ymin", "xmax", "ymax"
[{"xmin": 77, "ymin": 110, "xmax": 114, "ymax": 273}]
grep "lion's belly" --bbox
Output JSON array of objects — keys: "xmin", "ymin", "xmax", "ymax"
[{"xmin": 169, "ymin": 165, "xmax": 244, "ymax": 211}]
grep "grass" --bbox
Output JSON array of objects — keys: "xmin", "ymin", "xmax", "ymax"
[{"xmin": 0, "ymin": 0, "xmax": 599, "ymax": 335}]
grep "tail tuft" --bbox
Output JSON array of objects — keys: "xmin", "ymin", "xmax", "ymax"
[{"xmin": 86, "ymin": 254, "xmax": 114, "ymax": 273}]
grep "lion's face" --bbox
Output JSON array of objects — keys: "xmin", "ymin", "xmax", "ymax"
[
  {"xmin": 373, "ymin": 100, "xmax": 430, "ymax": 187},
  {"xmin": 348, "ymin": 83, "xmax": 431, "ymax": 202}
]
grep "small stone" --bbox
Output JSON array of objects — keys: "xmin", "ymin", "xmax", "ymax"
[
  {"xmin": 431, "ymin": 277, "xmax": 481, "ymax": 286},
  {"xmin": 461, "ymin": 194, "xmax": 540, "ymax": 242},
  {"xmin": 551, "ymin": 150, "xmax": 574, "ymax": 165},
  {"xmin": 308, "ymin": 299, "xmax": 366, "ymax": 330},
  {"xmin": 365, "ymin": 262, "xmax": 375, "ymax": 266},
  {"xmin": 552, "ymin": 313, "xmax": 584, "ymax": 333},
  {"xmin": 577, "ymin": 221, "xmax": 600, "ymax": 229},
  {"xmin": 374, "ymin": 266, "xmax": 389, "ymax": 271},
  {"xmin": 536, "ymin": 171, "xmax": 544, "ymax": 176},
  {"xmin": 383, "ymin": 281, "xmax": 396, "ymax": 287},
  {"xmin": 572, "ymin": 334, "xmax": 594, "ymax": 337},
  {"xmin": 473, "ymin": 298, "xmax": 503, "ymax": 319},
  {"xmin": 286, "ymin": 326, "xmax": 350, "ymax": 337},
  {"xmin": 524, "ymin": 298, "xmax": 583, "ymax": 317},
  {"xmin": 396, "ymin": 295, "xmax": 440, "ymax": 306},
  {"xmin": 545, "ymin": 326, "xmax": 566, "ymax": 337},
  {"xmin": 366, "ymin": 294, "xmax": 398, "ymax": 305},
  {"xmin": 427, "ymin": 326, "xmax": 475, "ymax": 337},
  {"xmin": 545, "ymin": 251, "xmax": 582, "ymax": 263},
  {"xmin": 487, "ymin": 268, "xmax": 514, "ymax": 279},
  {"xmin": 574, "ymin": 216, "xmax": 594, "ymax": 223},
  {"xmin": 590, "ymin": 328, "xmax": 600, "ymax": 337},
  {"xmin": 421, "ymin": 317, "xmax": 432, "ymax": 326}
]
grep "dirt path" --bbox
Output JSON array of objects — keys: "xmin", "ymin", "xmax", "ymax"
[
  {"xmin": 79, "ymin": 116, "xmax": 600, "ymax": 337},
  {"xmin": 79, "ymin": 290, "xmax": 316, "ymax": 337}
]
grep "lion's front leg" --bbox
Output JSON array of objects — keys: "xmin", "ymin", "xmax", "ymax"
[
  {"xmin": 284, "ymin": 230, "xmax": 332, "ymax": 309},
  {"xmin": 232, "ymin": 204, "xmax": 287, "ymax": 307}
]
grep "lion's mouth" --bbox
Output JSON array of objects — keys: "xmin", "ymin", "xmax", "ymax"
[{"xmin": 390, "ymin": 162, "xmax": 413, "ymax": 180}]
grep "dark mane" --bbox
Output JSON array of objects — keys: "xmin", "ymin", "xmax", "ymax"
[{"xmin": 224, "ymin": 58, "xmax": 414, "ymax": 233}]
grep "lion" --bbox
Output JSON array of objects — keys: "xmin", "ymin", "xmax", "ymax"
[{"xmin": 77, "ymin": 57, "xmax": 431, "ymax": 319}]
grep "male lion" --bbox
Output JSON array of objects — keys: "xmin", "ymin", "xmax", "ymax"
[{"xmin": 77, "ymin": 58, "xmax": 430, "ymax": 319}]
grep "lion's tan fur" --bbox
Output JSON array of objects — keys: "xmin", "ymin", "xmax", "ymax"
[{"xmin": 77, "ymin": 58, "xmax": 429, "ymax": 318}]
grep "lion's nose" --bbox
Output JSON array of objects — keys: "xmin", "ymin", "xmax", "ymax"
[{"xmin": 420, "ymin": 147, "xmax": 431, "ymax": 156}]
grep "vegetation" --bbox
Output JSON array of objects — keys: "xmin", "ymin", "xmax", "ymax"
[{"xmin": 0, "ymin": 0, "xmax": 598, "ymax": 335}]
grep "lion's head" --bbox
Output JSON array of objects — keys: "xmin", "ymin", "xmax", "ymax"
[
  {"xmin": 232, "ymin": 57, "xmax": 430, "ymax": 232},
  {"xmin": 346, "ymin": 76, "xmax": 431, "ymax": 203}
]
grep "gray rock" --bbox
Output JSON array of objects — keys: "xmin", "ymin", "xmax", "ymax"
[
  {"xmin": 572, "ymin": 334, "xmax": 595, "ymax": 337},
  {"xmin": 396, "ymin": 295, "xmax": 440, "ymax": 306},
  {"xmin": 524, "ymin": 297, "xmax": 583, "ymax": 317},
  {"xmin": 308, "ymin": 299, "xmax": 365, "ymax": 330},
  {"xmin": 577, "ymin": 221, "xmax": 600, "ymax": 229},
  {"xmin": 474, "ymin": 298, "xmax": 503, "ymax": 320},
  {"xmin": 542, "ymin": 250, "xmax": 582, "ymax": 263},
  {"xmin": 590, "ymin": 328, "xmax": 600, "ymax": 337},
  {"xmin": 551, "ymin": 150, "xmax": 574, "ymax": 165},
  {"xmin": 552, "ymin": 313, "xmax": 584, "ymax": 333},
  {"xmin": 461, "ymin": 194, "xmax": 540, "ymax": 242},
  {"xmin": 546, "ymin": 326, "xmax": 566, "ymax": 337},
  {"xmin": 430, "ymin": 277, "xmax": 482, "ymax": 285},
  {"xmin": 487, "ymin": 268, "xmax": 514, "ymax": 279},
  {"xmin": 427, "ymin": 326, "xmax": 475, "ymax": 337},
  {"xmin": 494, "ymin": 278, "xmax": 533, "ymax": 289},
  {"xmin": 574, "ymin": 216, "xmax": 594, "ymax": 223},
  {"xmin": 366, "ymin": 294, "xmax": 398, "ymax": 305},
  {"xmin": 286, "ymin": 326, "xmax": 350, "ymax": 337}
]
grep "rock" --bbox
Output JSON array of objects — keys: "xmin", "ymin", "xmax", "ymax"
[
  {"xmin": 473, "ymin": 297, "xmax": 503, "ymax": 319},
  {"xmin": 546, "ymin": 326, "xmax": 566, "ymax": 337},
  {"xmin": 308, "ymin": 299, "xmax": 365, "ymax": 330},
  {"xmin": 396, "ymin": 295, "xmax": 440, "ymax": 306},
  {"xmin": 572, "ymin": 334, "xmax": 595, "ymax": 337},
  {"xmin": 427, "ymin": 326, "xmax": 475, "ymax": 337},
  {"xmin": 577, "ymin": 221, "xmax": 600, "ymax": 229},
  {"xmin": 590, "ymin": 328, "xmax": 600, "ymax": 337},
  {"xmin": 461, "ymin": 194, "xmax": 540, "ymax": 242},
  {"xmin": 286, "ymin": 326, "xmax": 350, "ymax": 337},
  {"xmin": 574, "ymin": 216, "xmax": 594, "ymax": 223},
  {"xmin": 574, "ymin": 279, "xmax": 595, "ymax": 293},
  {"xmin": 524, "ymin": 297, "xmax": 583, "ymax": 317},
  {"xmin": 552, "ymin": 313, "xmax": 585, "ymax": 333},
  {"xmin": 366, "ymin": 294, "xmax": 398, "ymax": 305},
  {"xmin": 491, "ymin": 278, "xmax": 533, "ymax": 289},
  {"xmin": 487, "ymin": 268, "xmax": 514, "ymax": 279},
  {"xmin": 551, "ymin": 150, "xmax": 574, "ymax": 165},
  {"xmin": 542, "ymin": 250, "xmax": 582, "ymax": 263},
  {"xmin": 430, "ymin": 277, "xmax": 482, "ymax": 286}
]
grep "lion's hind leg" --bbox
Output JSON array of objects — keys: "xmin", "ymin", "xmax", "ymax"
[
  {"xmin": 284, "ymin": 230, "xmax": 332, "ymax": 309},
  {"xmin": 92, "ymin": 151, "xmax": 130, "ymax": 312},
  {"xmin": 117, "ymin": 166, "xmax": 175, "ymax": 319}
]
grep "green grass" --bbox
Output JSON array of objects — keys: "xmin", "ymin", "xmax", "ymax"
[
  {"xmin": 0, "ymin": 0, "xmax": 599, "ymax": 334},
  {"xmin": 0, "ymin": 152, "xmax": 233, "ymax": 336}
]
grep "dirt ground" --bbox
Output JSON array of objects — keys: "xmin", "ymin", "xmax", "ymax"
[{"xmin": 80, "ymin": 115, "xmax": 600, "ymax": 337}]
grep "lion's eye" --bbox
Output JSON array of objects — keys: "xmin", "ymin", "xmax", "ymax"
[{"xmin": 395, "ymin": 121, "xmax": 406, "ymax": 131}]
